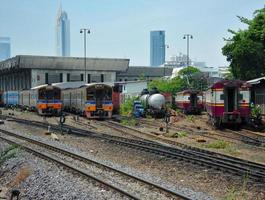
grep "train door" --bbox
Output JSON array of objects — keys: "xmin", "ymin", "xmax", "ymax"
[
  {"xmin": 190, "ymin": 93, "xmax": 197, "ymax": 108},
  {"xmin": 224, "ymin": 87, "xmax": 237, "ymax": 112},
  {"xmin": 95, "ymin": 88, "xmax": 103, "ymax": 109}
]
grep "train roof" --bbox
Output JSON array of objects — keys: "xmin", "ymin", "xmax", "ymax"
[
  {"xmin": 247, "ymin": 77, "xmax": 265, "ymax": 85},
  {"xmin": 176, "ymin": 89, "xmax": 202, "ymax": 95},
  {"xmin": 31, "ymin": 84, "xmax": 61, "ymax": 90},
  {"xmin": 210, "ymin": 80, "xmax": 251, "ymax": 89}
]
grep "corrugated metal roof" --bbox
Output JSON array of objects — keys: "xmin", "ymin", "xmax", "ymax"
[{"xmin": 0, "ymin": 55, "xmax": 129, "ymax": 72}]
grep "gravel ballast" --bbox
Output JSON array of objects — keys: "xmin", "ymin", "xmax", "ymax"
[{"xmin": 1, "ymin": 111, "xmax": 265, "ymax": 199}]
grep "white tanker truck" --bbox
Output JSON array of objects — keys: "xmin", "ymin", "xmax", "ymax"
[{"xmin": 140, "ymin": 88, "xmax": 166, "ymax": 118}]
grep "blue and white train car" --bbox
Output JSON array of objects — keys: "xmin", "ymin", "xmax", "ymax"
[{"xmin": 3, "ymin": 91, "xmax": 20, "ymax": 106}]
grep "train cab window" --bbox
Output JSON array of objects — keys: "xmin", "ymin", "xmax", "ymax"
[
  {"xmin": 86, "ymin": 88, "xmax": 94, "ymax": 100},
  {"xmin": 67, "ymin": 73, "xmax": 70, "ymax": 82},
  {"xmin": 104, "ymin": 87, "xmax": 112, "ymax": 100},
  {"xmin": 101, "ymin": 74, "xmax": 104, "ymax": 82},
  {"xmin": 38, "ymin": 88, "xmax": 61, "ymax": 100},
  {"xmin": 81, "ymin": 74, "xmax": 84, "ymax": 81},
  {"xmin": 238, "ymin": 94, "xmax": 243, "ymax": 101}
]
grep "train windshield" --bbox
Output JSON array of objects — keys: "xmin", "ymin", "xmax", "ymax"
[
  {"xmin": 39, "ymin": 87, "xmax": 61, "ymax": 100},
  {"xmin": 86, "ymin": 85, "xmax": 112, "ymax": 101}
]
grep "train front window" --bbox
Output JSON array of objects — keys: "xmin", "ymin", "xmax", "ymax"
[{"xmin": 38, "ymin": 88, "xmax": 61, "ymax": 100}]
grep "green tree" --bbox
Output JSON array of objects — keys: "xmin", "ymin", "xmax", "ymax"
[
  {"xmin": 148, "ymin": 76, "xmax": 185, "ymax": 94},
  {"xmin": 147, "ymin": 66, "xmax": 208, "ymax": 95},
  {"xmin": 222, "ymin": 7, "xmax": 265, "ymax": 80},
  {"xmin": 178, "ymin": 66, "xmax": 207, "ymax": 90}
]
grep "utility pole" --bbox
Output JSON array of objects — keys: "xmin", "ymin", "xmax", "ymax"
[
  {"xmin": 80, "ymin": 28, "xmax": 91, "ymax": 83},
  {"xmin": 183, "ymin": 34, "xmax": 193, "ymax": 67}
]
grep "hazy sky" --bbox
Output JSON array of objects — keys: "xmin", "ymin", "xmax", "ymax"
[{"xmin": 0, "ymin": 0, "xmax": 264, "ymax": 67}]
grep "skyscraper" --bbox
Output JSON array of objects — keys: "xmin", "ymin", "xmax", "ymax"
[
  {"xmin": 0, "ymin": 37, "xmax": 11, "ymax": 61},
  {"xmin": 150, "ymin": 31, "xmax": 165, "ymax": 66},
  {"xmin": 56, "ymin": 4, "xmax": 70, "ymax": 57}
]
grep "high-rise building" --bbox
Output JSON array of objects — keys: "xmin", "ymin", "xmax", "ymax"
[
  {"xmin": 56, "ymin": 4, "xmax": 70, "ymax": 57},
  {"xmin": 150, "ymin": 30, "xmax": 165, "ymax": 66},
  {"xmin": 0, "ymin": 37, "xmax": 11, "ymax": 61}
]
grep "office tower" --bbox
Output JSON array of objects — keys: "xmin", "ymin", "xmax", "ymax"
[
  {"xmin": 150, "ymin": 31, "xmax": 165, "ymax": 66},
  {"xmin": 0, "ymin": 37, "xmax": 11, "ymax": 61},
  {"xmin": 56, "ymin": 4, "xmax": 70, "ymax": 56}
]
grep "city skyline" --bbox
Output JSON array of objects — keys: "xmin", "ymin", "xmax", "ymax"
[
  {"xmin": 0, "ymin": 0, "xmax": 264, "ymax": 67},
  {"xmin": 56, "ymin": 3, "xmax": 70, "ymax": 56},
  {"xmin": 0, "ymin": 37, "xmax": 11, "ymax": 61}
]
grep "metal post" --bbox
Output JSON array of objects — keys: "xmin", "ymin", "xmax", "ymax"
[
  {"xmin": 183, "ymin": 34, "xmax": 193, "ymax": 67},
  {"xmin": 80, "ymin": 28, "xmax": 90, "ymax": 83},
  {"xmin": 187, "ymin": 36, "xmax": 189, "ymax": 66},
  {"xmin": 84, "ymin": 31, "xmax": 86, "ymax": 83}
]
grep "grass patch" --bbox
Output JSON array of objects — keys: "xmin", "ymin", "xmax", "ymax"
[
  {"xmin": 164, "ymin": 131, "xmax": 188, "ymax": 138},
  {"xmin": 121, "ymin": 118, "xmax": 138, "ymax": 126},
  {"xmin": 186, "ymin": 115, "xmax": 195, "ymax": 122},
  {"xmin": 223, "ymin": 175, "xmax": 249, "ymax": 200},
  {"xmin": 0, "ymin": 144, "xmax": 20, "ymax": 166},
  {"xmin": 225, "ymin": 145, "xmax": 240, "ymax": 156},
  {"xmin": 205, "ymin": 140, "xmax": 229, "ymax": 149},
  {"xmin": 177, "ymin": 131, "xmax": 188, "ymax": 137}
]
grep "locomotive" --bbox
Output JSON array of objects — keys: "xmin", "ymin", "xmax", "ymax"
[
  {"xmin": 62, "ymin": 83, "xmax": 113, "ymax": 118},
  {"xmin": 175, "ymin": 90, "xmax": 204, "ymax": 114},
  {"xmin": 140, "ymin": 87, "xmax": 166, "ymax": 118},
  {"xmin": 205, "ymin": 80, "xmax": 251, "ymax": 127}
]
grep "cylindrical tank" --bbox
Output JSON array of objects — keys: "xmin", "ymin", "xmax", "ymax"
[
  {"xmin": 140, "ymin": 94, "xmax": 149, "ymax": 108},
  {"xmin": 147, "ymin": 94, "xmax": 165, "ymax": 109}
]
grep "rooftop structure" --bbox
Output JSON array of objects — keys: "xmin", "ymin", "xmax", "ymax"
[{"xmin": 0, "ymin": 55, "xmax": 129, "ymax": 91}]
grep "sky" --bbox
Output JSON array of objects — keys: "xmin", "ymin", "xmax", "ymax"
[{"xmin": 0, "ymin": 0, "xmax": 264, "ymax": 67}]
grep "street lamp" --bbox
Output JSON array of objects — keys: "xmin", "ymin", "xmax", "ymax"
[
  {"xmin": 80, "ymin": 28, "xmax": 91, "ymax": 83},
  {"xmin": 161, "ymin": 44, "xmax": 169, "ymax": 77},
  {"xmin": 183, "ymin": 34, "xmax": 193, "ymax": 67}
]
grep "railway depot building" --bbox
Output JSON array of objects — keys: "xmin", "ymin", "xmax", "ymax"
[{"xmin": 0, "ymin": 55, "xmax": 129, "ymax": 91}]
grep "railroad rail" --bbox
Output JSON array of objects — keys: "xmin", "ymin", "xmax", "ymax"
[
  {"xmin": 140, "ymin": 118, "xmax": 265, "ymax": 147},
  {"xmin": 0, "ymin": 128, "xmax": 191, "ymax": 200},
  {"xmin": 5, "ymin": 116, "xmax": 265, "ymax": 183}
]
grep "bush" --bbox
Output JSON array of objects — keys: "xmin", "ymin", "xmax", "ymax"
[{"xmin": 120, "ymin": 96, "xmax": 139, "ymax": 116}]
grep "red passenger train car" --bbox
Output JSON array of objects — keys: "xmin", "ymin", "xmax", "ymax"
[
  {"xmin": 175, "ymin": 90, "xmax": 204, "ymax": 114},
  {"xmin": 205, "ymin": 80, "xmax": 251, "ymax": 127}
]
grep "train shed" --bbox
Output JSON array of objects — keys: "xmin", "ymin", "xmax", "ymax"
[{"xmin": 0, "ymin": 55, "xmax": 129, "ymax": 91}]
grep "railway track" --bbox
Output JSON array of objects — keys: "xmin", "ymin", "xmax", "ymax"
[
  {"xmin": 5, "ymin": 116, "xmax": 265, "ymax": 183},
  {"xmin": 140, "ymin": 118, "xmax": 265, "ymax": 147},
  {"xmin": 0, "ymin": 128, "xmax": 191, "ymax": 200}
]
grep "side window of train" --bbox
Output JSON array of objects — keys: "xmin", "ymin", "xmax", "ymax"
[
  {"xmin": 220, "ymin": 94, "xmax": 224, "ymax": 100},
  {"xmin": 238, "ymin": 93, "xmax": 243, "ymax": 101}
]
